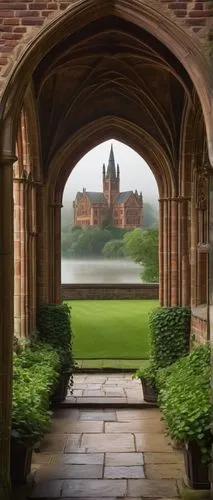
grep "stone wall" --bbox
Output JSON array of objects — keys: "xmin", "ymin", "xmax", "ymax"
[{"xmin": 61, "ymin": 283, "xmax": 159, "ymax": 300}]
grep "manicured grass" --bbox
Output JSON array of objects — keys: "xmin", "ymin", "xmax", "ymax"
[{"xmin": 67, "ymin": 300, "xmax": 158, "ymax": 360}]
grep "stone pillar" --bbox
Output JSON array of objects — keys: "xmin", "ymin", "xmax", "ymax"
[
  {"xmin": 0, "ymin": 155, "xmax": 16, "ymax": 494},
  {"xmin": 181, "ymin": 199, "xmax": 191, "ymax": 306},
  {"xmin": 171, "ymin": 198, "xmax": 178, "ymax": 305},
  {"xmin": 27, "ymin": 182, "xmax": 37, "ymax": 333},
  {"xmin": 159, "ymin": 199, "xmax": 164, "ymax": 305},
  {"xmin": 36, "ymin": 185, "xmax": 49, "ymax": 305},
  {"xmin": 49, "ymin": 203, "xmax": 62, "ymax": 304},
  {"xmin": 163, "ymin": 199, "xmax": 168, "ymax": 306},
  {"xmin": 191, "ymin": 190, "xmax": 197, "ymax": 307}
]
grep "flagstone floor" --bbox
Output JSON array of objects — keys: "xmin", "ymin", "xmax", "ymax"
[
  {"xmin": 65, "ymin": 373, "xmax": 144, "ymax": 406},
  {"xmin": 30, "ymin": 373, "xmax": 184, "ymax": 499}
]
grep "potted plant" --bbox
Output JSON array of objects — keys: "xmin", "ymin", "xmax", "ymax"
[
  {"xmin": 134, "ymin": 361, "xmax": 158, "ymax": 403},
  {"xmin": 37, "ymin": 303, "xmax": 75, "ymax": 403},
  {"xmin": 11, "ymin": 343, "xmax": 60, "ymax": 484},
  {"xmin": 158, "ymin": 344, "xmax": 212, "ymax": 490}
]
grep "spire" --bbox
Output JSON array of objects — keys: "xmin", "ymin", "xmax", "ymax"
[
  {"xmin": 107, "ymin": 143, "xmax": 116, "ymax": 178},
  {"xmin": 117, "ymin": 163, "xmax": 120, "ymax": 179}
]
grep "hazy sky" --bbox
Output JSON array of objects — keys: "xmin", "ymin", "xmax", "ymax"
[{"xmin": 63, "ymin": 139, "xmax": 158, "ymax": 206}]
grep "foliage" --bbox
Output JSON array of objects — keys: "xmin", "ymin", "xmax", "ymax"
[
  {"xmin": 134, "ymin": 361, "xmax": 157, "ymax": 388},
  {"xmin": 124, "ymin": 228, "xmax": 159, "ymax": 282},
  {"xmin": 37, "ymin": 303, "xmax": 74, "ymax": 372},
  {"xmin": 65, "ymin": 227, "xmax": 112, "ymax": 257},
  {"xmin": 143, "ymin": 202, "xmax": 158, "ymax": 228},
  {"xmin": 12, "ymin": 342, "xmax": 61, "ymax": 446},
  {"xmin": 157, "ymin": 344, "xmax": 212, "ymax": 462},
  {"xmin": 135, "ymin": 306, "xmax": 190, "ymax": 387},
  {"xmin": 149, "ymin": 306, "xmax": 191, "ymax": 369},
  {"xmin": 102, "ymin": 239, "xmax": 125, "ymax": 258}
]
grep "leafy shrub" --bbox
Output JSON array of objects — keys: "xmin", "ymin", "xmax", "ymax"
[
  {"xmin": 149, "ymin": 306, "xmax": 191, "ymax": 369},
  {"xmin": 37, "ymin": 303, "xmax": 74, "ymax": 367},
  {"xmin": 12, "ymin": 342, "xmax": 61, "ymax": 446},
  {"xmin": 135, "ymin": 306, "xmax": 190, "ymax": 387},
  {"xmin": 157, "ymin": 344, "xmax": 212, "ymax": 462}
]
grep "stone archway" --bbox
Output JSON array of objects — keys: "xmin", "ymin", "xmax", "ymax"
[{"xmin": 0, "ymin": 0, "xmax": 212, "ymax": 490}]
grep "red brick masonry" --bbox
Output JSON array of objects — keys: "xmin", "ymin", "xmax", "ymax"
[{"xmin": 61, "ymin": 283, "xmax": 159, "ymax": 300}]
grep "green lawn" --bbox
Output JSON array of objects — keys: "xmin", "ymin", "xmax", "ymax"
[{"xmin": 67, "ymin": 300, "xmax": 158, "ymax": 360}]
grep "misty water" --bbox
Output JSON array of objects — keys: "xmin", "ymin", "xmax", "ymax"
[{"xmin": 61, "ymin": 258, "xmax": 142, "ymax": 284}]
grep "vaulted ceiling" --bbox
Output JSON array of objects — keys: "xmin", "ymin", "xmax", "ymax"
[{"xmin": 33, "ymin": 16, "xmax": 193, "ymax": 174}]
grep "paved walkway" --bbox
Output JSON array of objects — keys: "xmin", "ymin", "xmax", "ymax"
[
  {"xmin": 30, "ymin": 373, "xmax": 184, "ymax": 499},
  {"xmin": 66, "ymin": 373, "xmax": 143, "ymax": 406}
]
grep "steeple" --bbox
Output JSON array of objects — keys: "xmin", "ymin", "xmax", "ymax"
[{"xmin": 106, "ymin": 144, "xmax": 116, "ymax": 178}]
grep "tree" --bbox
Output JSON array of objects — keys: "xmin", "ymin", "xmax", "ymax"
[
  {"xmin": 124, "ymin": 228, "xmax": 159, "ymax": 282},
  {"xmin": 143, "ymin": 202, "xmax": 158, "ymax": 228},
  {"xmin": 102, "ymin": 239, "xmax": 125, "ymax": 258},
  {"xmin": 71, "ymin": 227, "xmax": 112, "ymax": 257}
]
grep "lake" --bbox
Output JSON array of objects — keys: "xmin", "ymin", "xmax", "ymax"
[{"xmin": 61, "ymin": 258, "xmax": 142, "ymax": 284}]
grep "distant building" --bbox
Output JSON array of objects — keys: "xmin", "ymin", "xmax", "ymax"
[{"xmin": 73, "ymin": 144, "xmax": 143, "ymax": 228}]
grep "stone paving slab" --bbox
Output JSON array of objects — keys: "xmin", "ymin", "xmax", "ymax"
[
  {"xmin": 135, "ymin": 434, "xmax": 173, "ymax": 453},
  {"xmin": 128, "ymin": 479, "xmax": 178, "ymax": 497},
  {"xmin": 58, "ymin": 453, "xmax": 104, "ymax": 465},
  {"xmin": 35, "ymin": 464, "xmax": 103, "ymax": 480},
  {"xmin": 144, "ymin": 452, "xmax": 183, "ymax": 464},
  {"xmin": 105, "ymin": 420, "xmax": 164, "ymax": 433},
  {"xmin": 30, "ymin": 373, "xmax": 182, "ymax": 499},
  {"xmin": 145, "ymin": 463, "xmax": 184, "ymax": 480},
  {"xmin": 51, "ymin": 421, "xmax": 104, "ymax": 434},
  {"xmin": 80, "ymin": 411, "xmax": 116, "ymax": 421},
  {"xmin": 104, "ymin": 465, "xmax": 145, "ymax": 478},
  {"xmin": 62, "ymin": 479, "xmax": 127, "ymax": 497},
  {"xmin": 105, "ymin": 452, "xmax": 144, "ymax": 466},
  {"xmin": 116, "ymin": 409, "xmax": 161, "ymax": 421},
  {"xmin": 81, "ymin": 433, "xmax": 135, "ymax": 452}
]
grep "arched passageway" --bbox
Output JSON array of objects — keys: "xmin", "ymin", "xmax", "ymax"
[{"xmin": 0, "ymin": 0, "xmax": 212, "ymax": 488}]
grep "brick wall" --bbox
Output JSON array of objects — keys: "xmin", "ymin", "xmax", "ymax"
[
  {"xmin": 191, "ymin": 308, "xmax": 209, "ymax": 343},
  {"xmin": 61, "ymin": 283, "xmax": 159, "ymax": 300},
  {"xmin": 0, "ymin": 1, "xmax": 212, "ymax": 77}
]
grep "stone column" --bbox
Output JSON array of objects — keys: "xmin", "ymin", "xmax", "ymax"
[
  {"xmin": 163, "ymin": 199, "xmax": 168, "ymax": 306},
  {"xmin": 0, "ymin": 155, "xmax": 16, "ymax": 495},
  {"xmin": 49, "ymin": 203, "xmax": 62, "ymax": 304},
  {"xmin": 191, "ymin": 190, "xmax": 197, "ymax": 307},
  {"xmin": 171, "ymin": 198, "xmax": 178, "ymax": 305},
  {"xmin": 181, "ymin": 199, "xmax": 191, "ymax": 306},
  {"xmin": 36, "ymin": 185, "xmax": 49, "ymax": 305},
  {"xmin": 158, "ymin": 199, "xmax": 164, "ymax": 305},
  {"xmin": 27, "ymin": 182, "xmax": 37, "ymax": 333}
]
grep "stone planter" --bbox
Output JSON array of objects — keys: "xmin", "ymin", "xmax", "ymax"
[
  {"xmin": 184, "ymin": 441, "xmax": 210, "ymax": 490},
  {"xmin": 51, "ymin": 367, "xmax": 72, "ymax": 404},
  {"xmin": 10, "ymin": 438, "xmax": 32, "ymax": 484},
  {"xmin": 140, "ymin": 378, "xmax": 157, "ymax": 403}
]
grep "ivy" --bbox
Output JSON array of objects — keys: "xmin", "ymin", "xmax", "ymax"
[
  {"xmin": 135, "ymin": 306, "xmax": 190, "ymax": 386},
  {"xmin": 157, "ymin": 344, "xmax": 212, "ymax": 463},
  {"xmin": 12, "ymin": 342, "xmax": 61, "ymax": 446},
  {"xmin": 37, "ymin": 303, "xmax": 75, "ymax": 391},
  {"xmin": 149, "ymin": 306, "xmax": 191, "ymax": 369}
]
